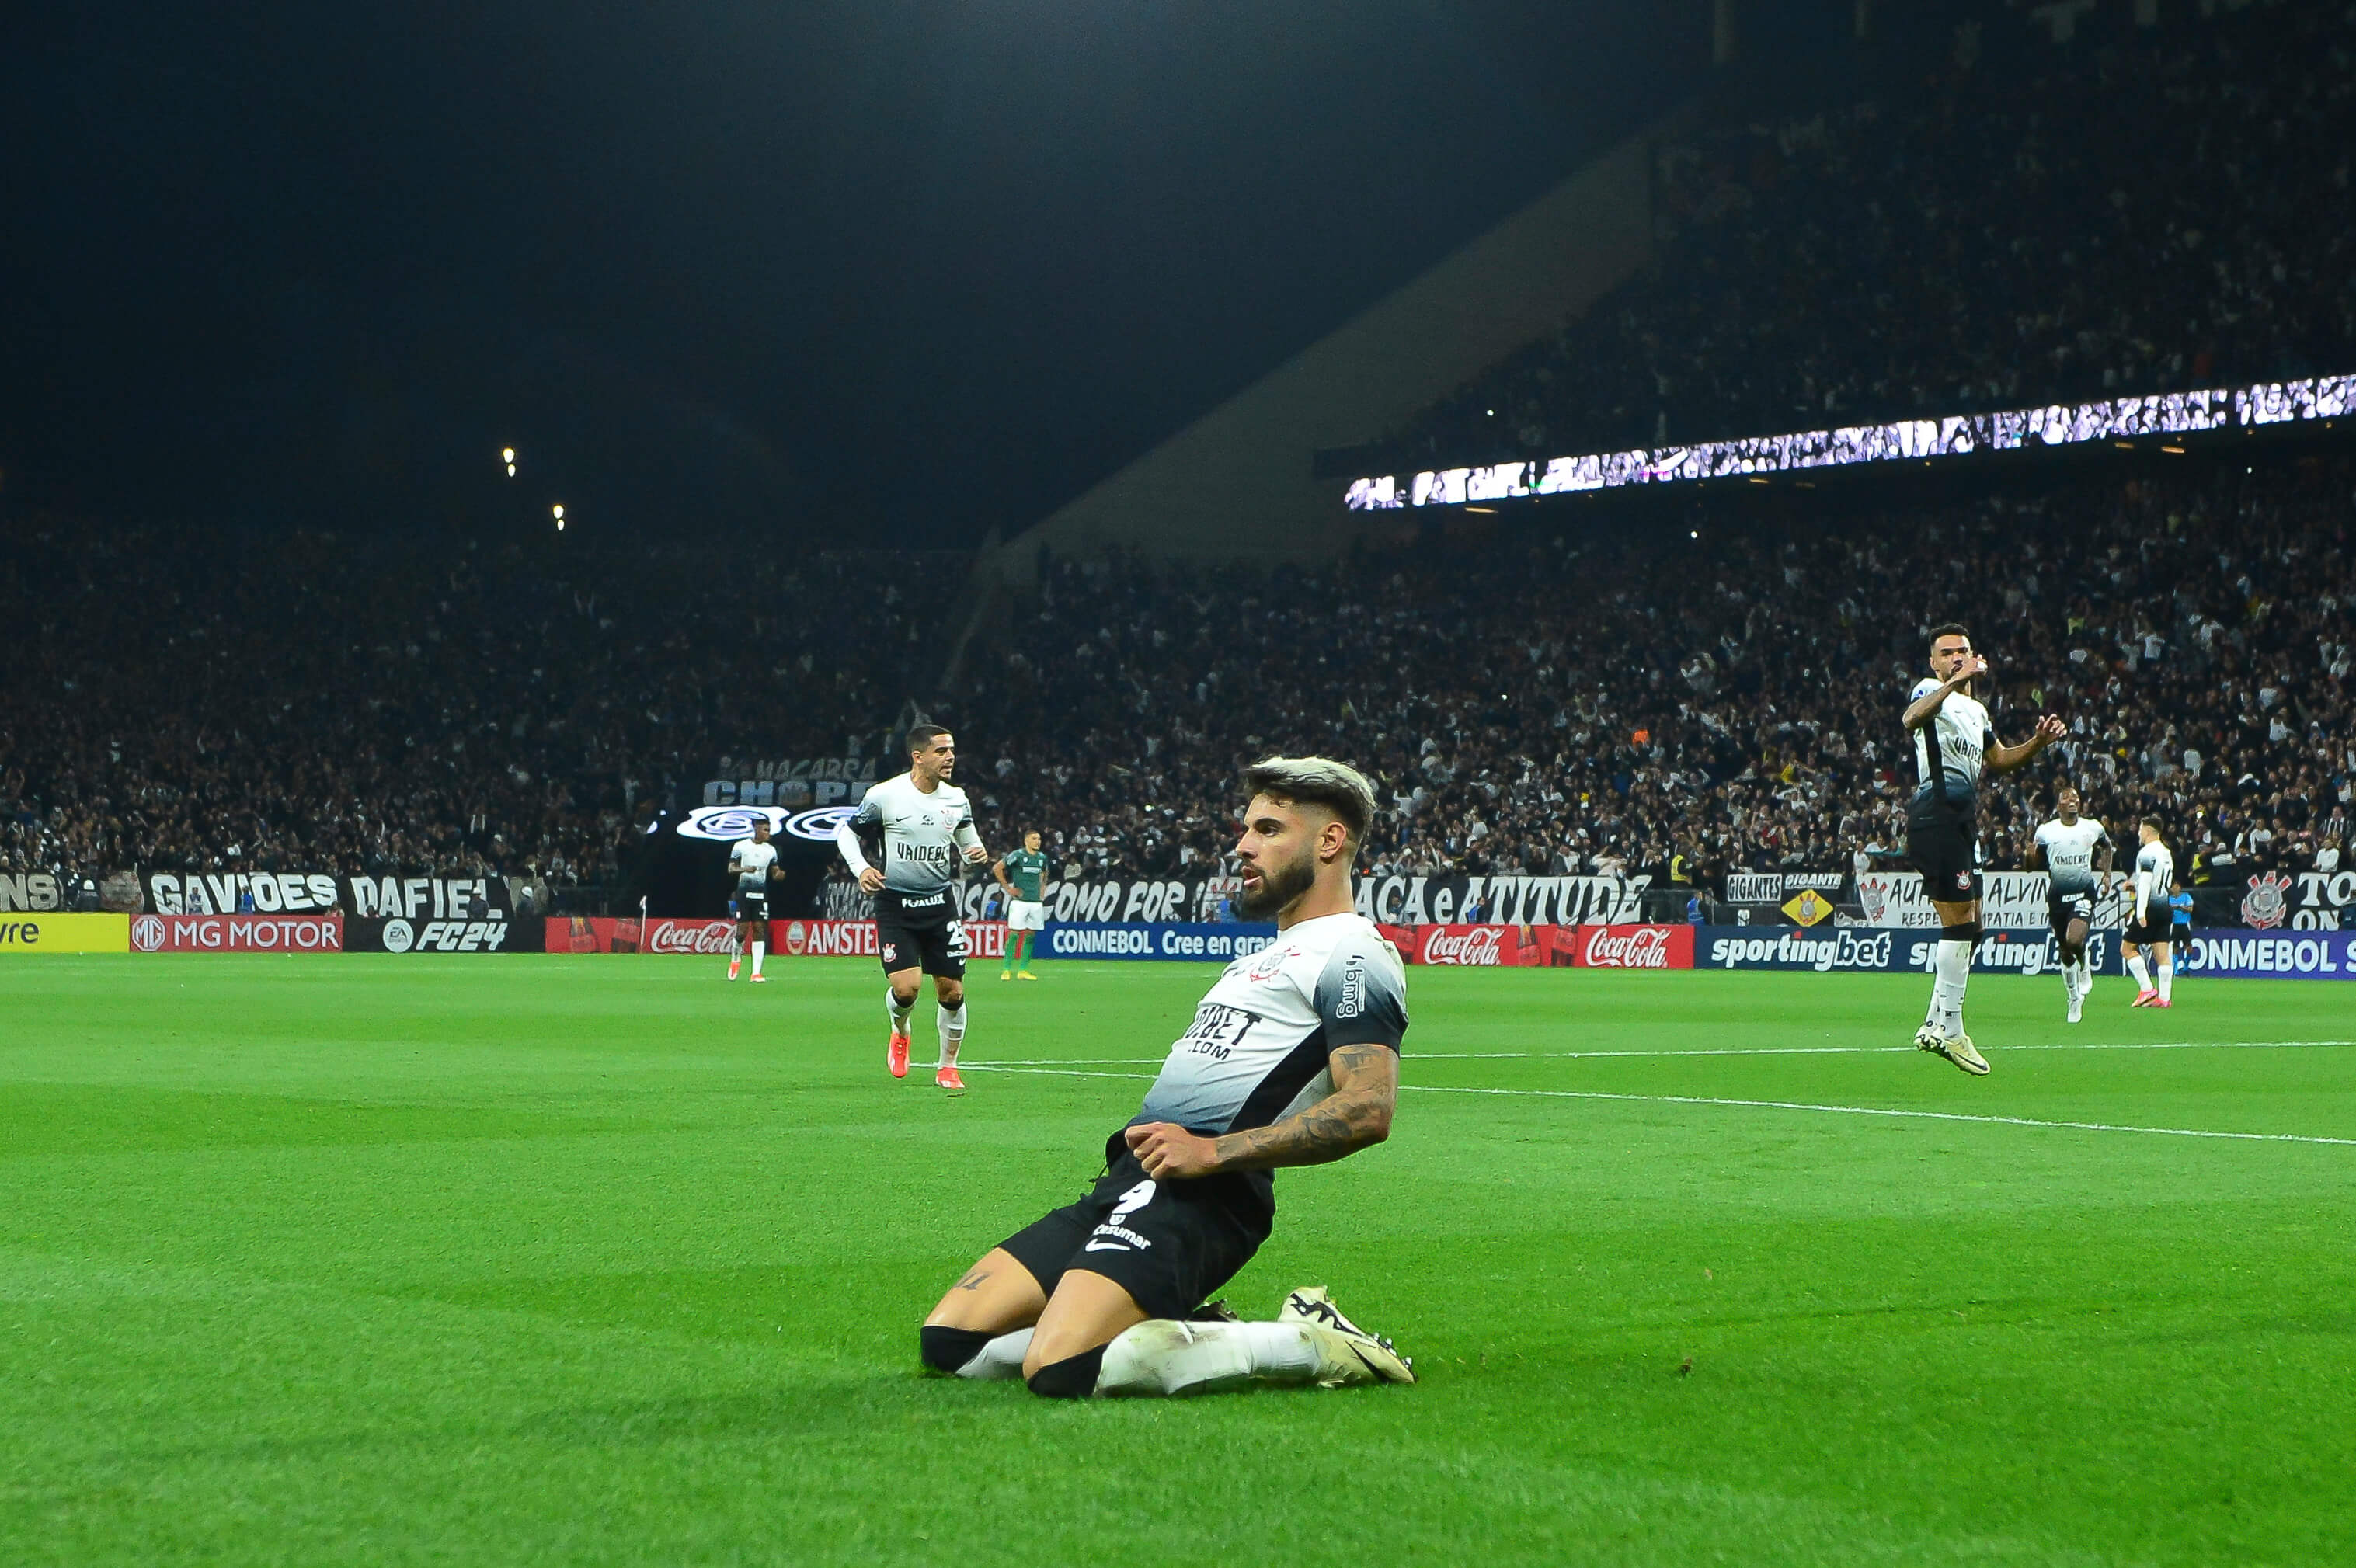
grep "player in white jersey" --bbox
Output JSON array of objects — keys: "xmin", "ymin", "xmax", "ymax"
[
  {"xmin": 2123, "ymin": 818, "xmax": 2177, "ymax": 1007},
  {"xmin": 1902, "ymin": 624, "xmax": 2065, "ymax": 1073},
  {"xmin": 836, "ymin": 725, "xmax": 990, "ymax": 1090},
  {"xmin": 725, "ymin": 817, "xmax": 781, "ymax": 982},
  {"xmin": 2027, "ymin": 785, "xmax": 2114, "ymax": 1023},
  {"xmin": 917, "ymin": 757, "xmax": 1415, "ymax": 1399}
]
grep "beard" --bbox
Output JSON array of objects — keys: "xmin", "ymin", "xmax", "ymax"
[{"xmin": 1235, "ymin": 851, "xmax": 1317, "ymax": 920}]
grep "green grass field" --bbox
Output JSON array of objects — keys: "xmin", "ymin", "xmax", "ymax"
[{"xmin": 3, "ymin": 954, "xmax": 2352, "ymax": 1566}]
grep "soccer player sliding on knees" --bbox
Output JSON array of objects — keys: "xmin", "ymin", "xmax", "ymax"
[{"xmin": 918, "ymin": 757, "xmax": 1415, "ymax": 1398}]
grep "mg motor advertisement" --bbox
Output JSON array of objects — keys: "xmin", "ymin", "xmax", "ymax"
[{"xmin": 131, "ymin": 913, "xmax": 346, "ymax": 952}]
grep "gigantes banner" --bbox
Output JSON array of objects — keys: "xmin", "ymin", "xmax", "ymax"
[
  {"xmin": 1697, "ymin": 925, "xmax": 2121, "ymax": 976},
  {"xmin": 129, "ymin": 913, "xmax": 346, "ymax": 952},
  {"xmin": 0, "ymin": 913, "xmax": 129, "ymax": 953}
]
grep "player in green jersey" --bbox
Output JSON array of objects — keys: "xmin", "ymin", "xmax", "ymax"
[{"xmin": 994, "ymin": 830, "xmax": 1049, "ymax": 979}]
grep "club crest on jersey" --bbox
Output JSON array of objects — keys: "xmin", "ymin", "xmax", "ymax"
[
  {"xmin": 1954, "ymin": 871, "xmax": 1972, "ymax": 892},
  {"xmin": 1246, "ymin": 944, "xmax": 1294, "ymax": 982}
]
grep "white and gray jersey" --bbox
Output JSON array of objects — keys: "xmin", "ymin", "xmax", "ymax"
[
  {"xmin": 837, "ymin": 773, "xmax": 983, "ymax": 896},
  {"xmin": 729, "ymin": 837, "xmax": 778, "ymax": 895},
  {"xmin": 1130, "ymin": 913, "xmax": 1408, "ymax": 1139},
  {"xmin": 2134, "ymin": 840, "xmax": 2177, "ymax": 922},
  {"xmin": 1909, "ymin": 678, "xmax": 1990, "ymax": 811},
  {"xmin": 2034, "ymin": 817, "xmax": 2110, "ymax": 895}
]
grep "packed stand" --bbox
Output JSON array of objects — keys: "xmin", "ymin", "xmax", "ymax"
[
  {"xmin": 0, "ymin": 521, "xmax": 951, "ymax": 895},
  {"xmin": 1366, "ymin": 1, "xmax": 2356, "ymax": 474},
  {"xmin": 950, "ymin": 455, "xmax": 2355, "ymax": 895}
]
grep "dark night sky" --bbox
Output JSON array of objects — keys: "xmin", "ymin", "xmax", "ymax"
[{"xmin": 4, "ymin": 2, "xmax": 1839, "ymax": 545}]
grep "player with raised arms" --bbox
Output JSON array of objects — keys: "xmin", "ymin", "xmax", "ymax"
[
  {"xmin": 1903, "ymin": 624, "xmax": 2065, "ymax": 1073},
  {"xmin": 2027, "ymin": 784, "xmax": 2113, "ymax": 1023},
  {"xmin": 993, "ymin": 829, "xmax": 1048, "ymax": 980},
  {"xmin": 835, "ymin": 725, "xmax": 990, "ymax": 1091},
  {"xmin": 917, "ymin": 756, "xmax": 1416, "ymax": 1399},
  {"xmin": 725, "ymin": 816, "xmax": 781, "ymax": 982},
  {"xmin": 2123, "ymin": 818, "xmax": 2177, "ymax": 1008}
]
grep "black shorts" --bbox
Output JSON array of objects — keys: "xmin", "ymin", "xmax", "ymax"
[
  {"xmin": 734, "ymin": 890, "xmax": 768, "ymax": 924},
  {"xmin": 997, "ymin": 1138, "xmax": 1273, "ymax": 1321},
  {"xmin": 1906, "ymin": 808, "xmax": 1981, "ymax": 905},
  {"xmin": 2125, "ymin": 914, "xmax": 2173, "ymax": 947},
  {"xmin": 2047, "ymin": 888, "xmax": 2093, "ymax": 935},
  {"xmin": 875, "ymin": 888, "xmax": 968, "ymax": 979}
]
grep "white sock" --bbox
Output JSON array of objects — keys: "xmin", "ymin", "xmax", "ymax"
[
  {"xmin": 938, "ymin": 1003, "xmax": 967, "ymax": 1069},
  {"xmin": 1094, "ymin": 1319, "xmax": 1324, "ymax": 1397},
  {"xmin": 1932, "ymin": 938, "xmax": 1971, "ymax": 1034},
  {"xmin": 2156, "ymin": 961, "xmax": 2173, "ymax": 1003},
  {"xmin": 887, "ymin": 989, "xmax": 914, "ymax": 1034},
  {"xmin": 2126, "ymin": 954, "xmax": 2152, "ymax": 993},
  {"xmin": 750, "ymin": 940, "xmax": 764, "ymax": 977},
  {"xmin": 952, "ymin": 1327, "xmax": 1032, "ymax": 1380}
]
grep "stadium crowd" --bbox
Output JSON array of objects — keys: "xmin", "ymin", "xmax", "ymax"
[
  {"xmin": 0, "ymin": 523, "xmax": 943, "ymax": 897},
  {"xmin": 953, "ymin": 454, "xmax": 2354, "ymax": 898},
  {"xmin": 5, "ymin": 454, "xmax": 2350, "ymax": 908},
  {"xmin": 1366, "ymin": 0, "xmax": 2356, "ymax": 472},
  {"xmin": 6, "ymin": 2, "xmax": 2352, "ymax": 915}
]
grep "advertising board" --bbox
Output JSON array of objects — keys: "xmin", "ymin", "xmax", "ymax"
[
  {"xmin": 2173, "ymin": 930, "xmax": 2356, "ymax": 979},
  {"xmin": 1039, "ymin": 923, "xmax": 1276, "ymax": 962},
  {"xmin": 1696, "ymin": 925, "xmax": 2120, "ymax": 976},
  {"xmin": 0, "ymin": 913, "xmax": 130, "ymax": 953},
  {"xmin": 350, "ymin": 916, "xmax": 540, "ymax": 954},
  {"xmin": 1369, "ymin": 923, "xmax": 1693, "ymax": 968},
  {"xmin": 130, "ymin": 913, "xmax": 346, "ymax": 952}
]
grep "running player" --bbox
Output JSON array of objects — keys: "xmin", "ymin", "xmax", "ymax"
[
  {"xmin": 835, "ymin": 725, "xmax": 990, "ymax": 1091},
  {"xmin": 726, "ymin": 816, "xmax": 781, "ymax": 982},
  {"xmin": 2124, "ymin": 818, "xmax": 2177, "ymax": 1007},
  {"xmin": 2027, "ymin": 785, "xmax": 2113, "ymax": 1024},
  {"xmin": 1903, "ymin": 624, "xmax": 2065, "ymax": 1073},
  {"xmin": 918, "ymin": 756, "xmax": 1415, "ymax": 1399},
  {"xmin": 993, "ymin": 829, "xmax": 1049, "ymax": 980}
]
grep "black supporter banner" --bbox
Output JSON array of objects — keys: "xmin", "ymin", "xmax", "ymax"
[{"xmin": 138, "ymin": 873, "xmax": 515, "ymax": 919}]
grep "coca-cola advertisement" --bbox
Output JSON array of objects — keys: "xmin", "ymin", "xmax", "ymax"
[
  {"xmin": 548, "ymin": 916, "xmax": 1012, "ymax": 959},
  {"xmin": 552, "ymin": 916, "xmax": 645, "ymax": 954},
  {"xmin": 131, "ymin": 913, "xmax": 346, "ymax": 953},
  {"xmin": 1379, "ymin": 923, "xmax": 1556, "ymax": 967},
  {"xmin": 543, "ymin": 917, "xmax": 742, "ymax": 955},
  {"xmin": 1571, "ymin": 924, "xmax": 1695, "ymax": 969}
]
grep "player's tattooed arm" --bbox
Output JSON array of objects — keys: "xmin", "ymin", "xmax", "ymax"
[{"xmin": 1125, "ymin": 1046, "xmax": 1398, "ymax": 1179}]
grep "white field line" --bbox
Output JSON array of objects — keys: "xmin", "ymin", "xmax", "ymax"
[
  {"xmin": 970, "ymin": 1038, "xmax": 2354, "ymax": 1068},
  {"xmin": 1401, "ymin": 1083, "xmax": 2356, "ymax": 1148},
  {"xmin": 959, "ymin": 1055, "xmax": 2356, "ymax": 1148}
]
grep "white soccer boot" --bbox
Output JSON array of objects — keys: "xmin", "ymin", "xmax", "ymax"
[
  {"xmin": 2066, "ymin": 992, "xmax": 2084, "ymax": 1024},
  {"xmin": 1926, "ymin": 1031, "xmax": 1989, "ymax": 1076},
  {"xmin": 1278, "ymin": 1287, "xmax": 1416, "ymax": 1385}
]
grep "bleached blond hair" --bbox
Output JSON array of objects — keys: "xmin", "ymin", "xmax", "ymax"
[{"xmin": 1241, "ymin": 756, "xmax": 1377, "ymax": 856}]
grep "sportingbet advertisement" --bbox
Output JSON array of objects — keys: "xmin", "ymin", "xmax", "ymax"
[{"xmin": 1697, "ymin": 926, "xmax": 2125, "ymax": 976}]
